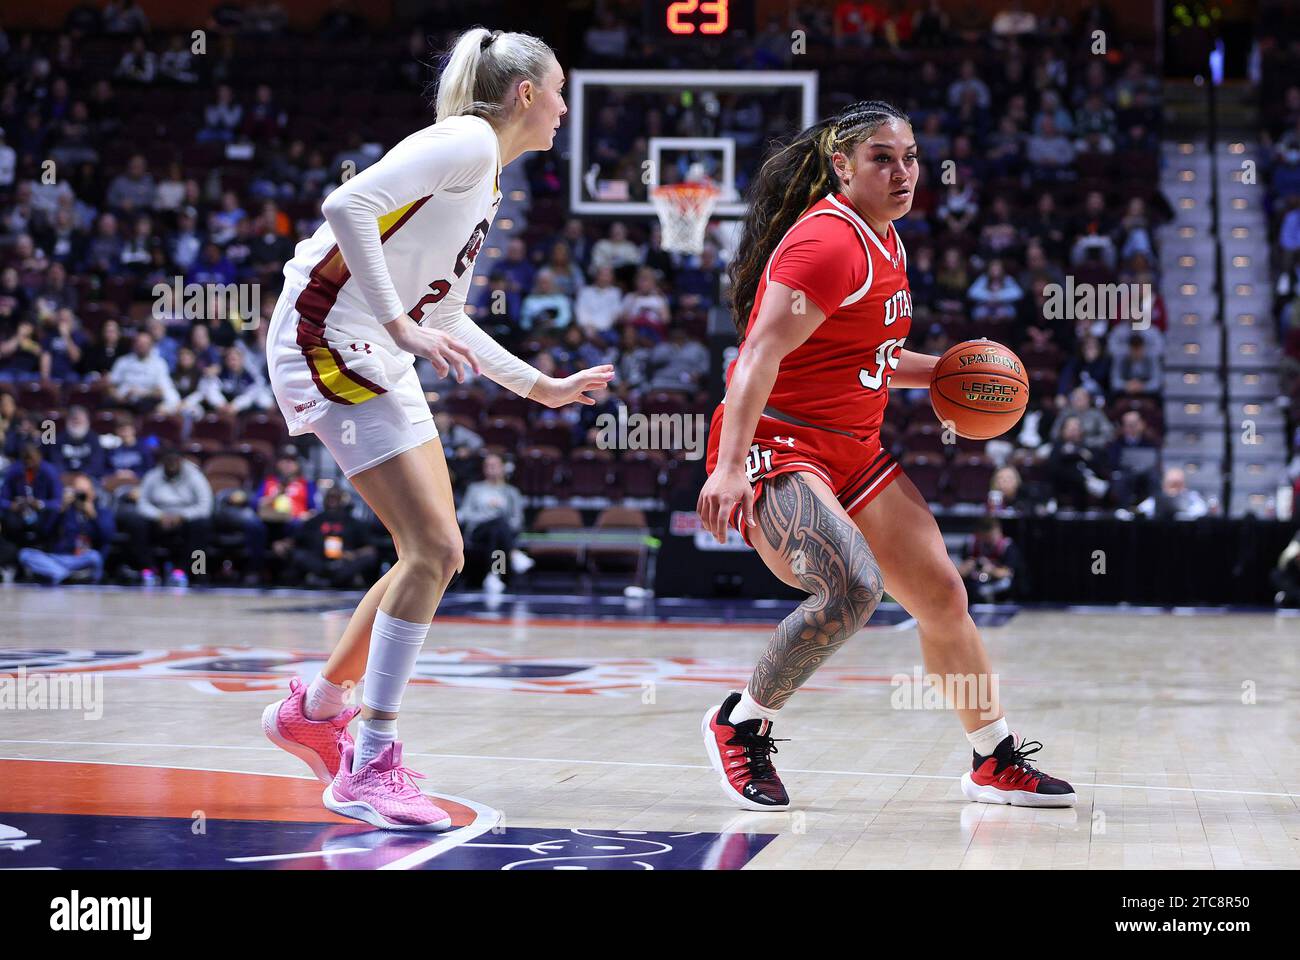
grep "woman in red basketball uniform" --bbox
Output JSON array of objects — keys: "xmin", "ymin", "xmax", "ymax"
[{"xmin": 699, "ymin": 101, "xmax": 1075, "ymax": 810}]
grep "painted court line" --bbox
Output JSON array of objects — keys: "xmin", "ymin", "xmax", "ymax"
[
  {"xmin": 3, "ymin": 740, "xmax": 1297, "ymax": 800},
  {"xmin": 0, "ymin": 755, "xmax": 502, "ymax": 869}
]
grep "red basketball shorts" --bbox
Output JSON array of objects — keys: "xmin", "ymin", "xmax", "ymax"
[{"xmin": 703, "ymin": 402, "xmax": 902, "ymax": 548}]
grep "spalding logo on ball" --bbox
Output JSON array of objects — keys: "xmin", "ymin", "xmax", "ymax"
[{"xmin": 929, "ymin": 339, "xmax": 1029, "ymax": 440}]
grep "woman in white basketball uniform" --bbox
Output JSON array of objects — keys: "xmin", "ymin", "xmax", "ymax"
[{"xmin": 260, "ymin": 28, "xmax": 613, "ymax": 830}]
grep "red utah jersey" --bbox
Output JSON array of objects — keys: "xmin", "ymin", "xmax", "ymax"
[{"xmin": 726, "ymin": 191, "xmax": 913, "ymax": 437}]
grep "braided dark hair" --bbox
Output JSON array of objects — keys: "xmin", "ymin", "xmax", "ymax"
[{"xmin": 727, "ymin": 100, "xmax": 910, "ymax": 342}]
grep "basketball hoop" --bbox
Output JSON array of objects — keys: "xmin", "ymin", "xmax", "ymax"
[{"xmin": 651, "ymin": 181, "xmax": 720, "ymax": 254}]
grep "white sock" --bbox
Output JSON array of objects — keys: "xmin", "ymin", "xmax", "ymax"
[
  {"xmin": 304, "ymin": 673, "xmax": 348, "ymax": 720},
  {"xmin": 354, "ymin": 718, "xmax": 398, "ymax": 773},
  {"xmin": 360, "ymin": 609, "xmax": 430, "ymax": 715},
  {"xmin": 967, "ymin": 717, "xmax": 1011, "ymax": 757},
  {"xmin": 729, "ymin": 687, "xmax": 780, "ymax": 726}
]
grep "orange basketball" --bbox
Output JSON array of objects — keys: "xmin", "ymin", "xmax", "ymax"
[{"xmin": 929, "ymin": 339, "xmax": 1029, "ymax": 440}]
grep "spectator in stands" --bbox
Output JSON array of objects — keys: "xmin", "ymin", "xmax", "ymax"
[
  {"xmin": 949, "ymin": 59, "xmax": 992, "ymax": 109},
  {"xmin": 0, "ymin": 264, "xmax": 32, "ymax": 322},
  {"xmin": 575, "ymin": 264, "xmax": 623, "ymax": 337},
  {"xmin": 620, "ymin": 267, "xmax": 671, "ymax": 341},
  {"xmin": 958, "ymin": 516, "xmax": 1025, "ymax": 601},
  {"xmin": 0, "ymin": 392, "xmax": 17, "ymax": 461},
  {"xmin": 187, "ymin": 322, "xmax": 223, "ymax": 369},
  {"xmin": 103, "ymin": 419, "xmax": 153, "ymax": 478},
  {"xmin": 116, "ymin": 448, "xmax": 213, "ymax": 585},
  {"xmin": 272, "ymin": 486, "xmax": 378, "ymax": 588},
  {"xmin": 1137, "ymin": 467, "xmax": 1208, "ymax": 520},
  {"xmin": 242, "ymin": 84, "xmax": 286, "ymax": 142},
  {"xmin": 1111, "ymin": 331, "xmax": 1162, "ymax": 397},
  {"xmin": 103, "ymin": 0, "xmax": 150, "ymax": 35},
  {"xmin": 552, "ymin": 218, "xmax": 588, "ymax": 270},
  {"xmin": 1047, "ymin": 415, "xmax": 1108, "ymax": 510},
  {"xmin": 543, "ymin": 240, "xmax": 584, "ymax": 298},
  {"xmin": 1052, "ymin": 386, "xmax": 1113, "ymax": 448},
  {"xmin": 51, "ymin": 405, "xmax": 105, "ymax": 478},
  {"xmin": 520, "ymin": 269, "xmax": 573, "ymax": 332},
  {"xmin": 37, "ymin": 308, "xmax": 85, "ymax": 386},
  {"xmin": 1070, "ymin": 190, "xmax": 1118, "ymax": 269},
  {"xmin": 590, "ymin": 222, "xmax": 640, "ymax": 275},
  {"xmin": 988, "ymin": 464, "xmax": 1030, "ymax": 512},
  {"xmin": 1270, "ymin": 530, "xmax": 1300, "ymax": 607},
  {"xmin": 1058, "ymin": 334, "xmax": 1111, "ymax": 399},
  {"xmin": 458, "ymin": 452, "xmax": 530, "ymax": 593},
  {"xmin": 978, "ymin": 196, "xmax": 1022, "ymax": 261},
  {"xmin": 114, "ymin": 35, "xmax": 155, "ymax": 84},
  {"xmin": 0, "ymin": 127, "xmax": 15, "ymax": 192},
  {"xmin": 257, "ymin": 446, "xmax": 312, "ymax": 523},
  {"xmin": 498, "ymin": 236, "xmax": 535, "ymax": 303},
  {"xmin": 674, "ymin": 245, "xmax": 724, "ymax": 309},
  {"xmin": 432, "ymin": 410, "xmax": 483, "ymax": 458},
  {"xmin": 158, "ymin": 34, "xmax": 199, "ymax": 84},
  {"xmin": 184, "ymin": 345, "xmax": 272, "ymax": 414},
  {"xmin": 648, "ymin": 326, "xmax": 709, "ymax": 393},
  {"xmin": 81, "ymin": 212, "xmax": 125, "ymax": 276},
  {"xmin": 1, "ymin": 443, "xmax": 61, "ymax": 550},
  {"xmin": 933, "ymin": 246, "xmax": 969, "ymax": 313},
  {"xmin": 0, "ymin": 318, "xmax": 43, "ymax": 383},
  {"xmin": 17, "ymin": 472, "xmax": 113, "ymax": 584},
  {"xmin": 967, "ymin": 258, "xmax": 1024, "ymax": 322},
  {"xmin": 109, "ymin": 330, "xmax": 180, "ymax": 412},
  {"xmin": 551, "ymin": 324, "xmax": 614, "ymax": 375},
  {"xmin": 1106, "ymin": 410, "xmax": 1160, "ymax": 508},
  {"xmin": 1026, "ymin": 114, "xmax": 1076, "ymax": 180},
  {"xmin": 198, "ymin": 84, "xmax": 242, "ymax": 143},
  {"xmin": 105, "ymin": 154, "xmax": 155, "ymax": 215},
  {"xmin": 936, "ymin": 183, "xmax": 978, "ymax": 238}
]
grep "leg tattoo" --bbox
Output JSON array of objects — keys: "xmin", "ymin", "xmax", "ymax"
[{"xmin": 749, "ymin": 472, "xmax": 884, "ymax": 709}]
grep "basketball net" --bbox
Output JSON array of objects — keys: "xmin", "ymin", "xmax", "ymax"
[{"xmin": 651, "ymin": 179, "xmax": 719, "ymax": 255}]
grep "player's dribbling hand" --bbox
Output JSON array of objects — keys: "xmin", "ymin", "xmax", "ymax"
[
  {"xmin": 528, "ymin": 364, "xmax": 615, "ymax": 408},
  {"xmin": 697, "ymin": 465, "xmax": 756, "ymax": 544}
]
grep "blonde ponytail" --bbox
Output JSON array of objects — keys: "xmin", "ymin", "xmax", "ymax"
[{"xmin": 434, "ymin": 26, "xmax": 555, "ymax": 125}]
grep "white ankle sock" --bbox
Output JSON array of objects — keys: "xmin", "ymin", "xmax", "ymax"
[
  {"xmin": 354, "ymin": 718, "xmax": 397, "ymax": 773},
  {"xmin": 967, "ymin": 717, "xmax": 1010, "ymax": 757},
  {"xmin": 729, "ymin": 688, "xmax": 780, "ymax": 726},
  {"xmin": 304, "ymin": 673, "xmax": 348, "ymax": 720}
]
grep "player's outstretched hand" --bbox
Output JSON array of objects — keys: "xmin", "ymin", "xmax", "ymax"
[
  {"xmin": 528, "ymin": 364, "xmax": 615, "ymax": 408},
  {"xmin": 697, "ymin": 464, "xmax": 755, "ymax": 544}
]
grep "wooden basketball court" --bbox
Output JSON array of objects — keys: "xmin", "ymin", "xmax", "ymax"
[{"xmin": 2, "ymin": 585, "xmax": 1296, "ymax": 869}]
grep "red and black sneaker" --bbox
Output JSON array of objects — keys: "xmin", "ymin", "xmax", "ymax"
[
  {"xmin": 701, "ymin": 691, "xmax": 790, "ymax": 811},
  {"xmin": 960, "ymin": 733, "xmax": 1076, "ymax": 807}
]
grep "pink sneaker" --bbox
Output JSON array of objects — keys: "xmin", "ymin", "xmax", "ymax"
[
  {"xmin": 323, "ymin": 741, "xmax": 453, "ymax": 831},
  {"xmin": 261, "ymin": 677, "xmax": 359, "ymax": 783}
]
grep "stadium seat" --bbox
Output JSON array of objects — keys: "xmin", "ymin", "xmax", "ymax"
[
  {"xmin": 618, "ymin": 450, "xmax": 666, "ymax": 499},
  {"xmin": 141, "ymin": 412, "xmax": 184, "ymax": 447},
  {"xmin": 480, "ymin": 416, "xmax": 526, "ymax": 452},
  {"xmin": 514, "ymin": 445, "xmax": 562, "ymax": 497},
  {"xmin": 900, "ymin": 453, "xmax": 944, "ymax": 502},
  {"xmin": 949, "ymin": 456, "xmax": 994, "ymax": 504},
  {"xmin": 588, "ymin": 507, "xmax": 650, "ymax": 577},
  {"xmin": 567, "ymin": 447, "xmax": 616, "ymax": 498}
]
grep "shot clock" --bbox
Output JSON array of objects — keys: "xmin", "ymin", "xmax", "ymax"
[{"xmin": 649, "ymin": 0, "xmax": 755, "ymax": 40}]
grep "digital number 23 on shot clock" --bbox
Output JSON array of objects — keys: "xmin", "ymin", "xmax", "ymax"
[{"xmin": 666, "ymin": 0, "xmax": 730, "ymax": 35}]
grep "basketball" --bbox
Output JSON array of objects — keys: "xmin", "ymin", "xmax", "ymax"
[{"xmin": 929, "ymin": 340, "xmax": 1029, "ymax": 440}]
